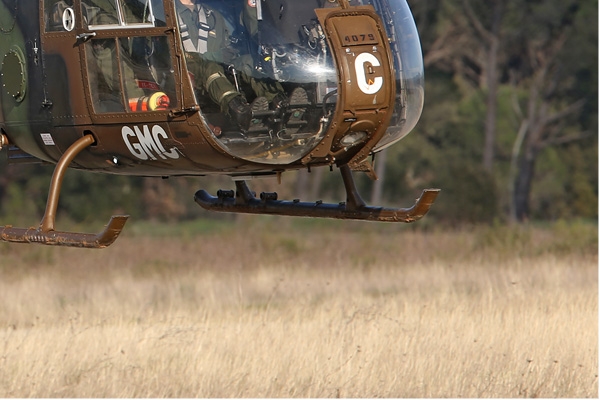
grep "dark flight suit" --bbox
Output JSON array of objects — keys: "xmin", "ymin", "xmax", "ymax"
[
  {"xmin": 177, "ymin": 0, "xmax": 284, "ymax": 105},
  {"xmin": 236, "ymin": 1, "xmax": 286, "ymax": 103},
  {"xmin": 176, "ymin": 0, "xmax": 242, "ymax": 112}
]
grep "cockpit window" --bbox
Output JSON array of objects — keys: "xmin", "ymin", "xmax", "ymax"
[
  {"xmin": 176, "ymin": 0, "xmax": 337, "ymax": 164},
  {"xmin": 82, "ymin": 0, "xmax": 166, "ymax": 28}
]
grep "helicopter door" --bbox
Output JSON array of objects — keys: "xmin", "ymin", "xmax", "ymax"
[{"xmin": 78, "ymin": 0, "xmax": 180, "ymax": 120}]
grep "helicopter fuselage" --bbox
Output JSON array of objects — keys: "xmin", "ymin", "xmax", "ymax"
[
  {"xmin": 1, "ymin": 0, "xmax": 425, "ymax": 178},
  {"xmin": 0, "ymin": 0, "xmax": 438, "ymax": 248}
]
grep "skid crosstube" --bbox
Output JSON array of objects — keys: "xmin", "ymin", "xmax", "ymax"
[
  {"xmin": 0, "ymin": 135, "xmax": 129, "ymax": 248},
  {"xmin": 195, "ymin": 165, "xmax": 440, "ymax": 222}
]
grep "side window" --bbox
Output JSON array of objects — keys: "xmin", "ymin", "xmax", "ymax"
[
  {"xmin": 86, "ymin": 36, "xmax": 176, "ymax": 113},
  {"xmin": 86, "ymin": 38, "xmax": 124, "ymax": 112},
  {"xmin": 82, "ymin": 0, "xmax": 166, "ymax": 28},
  {"xmin": 81, "ymin": 0, "xmax": 120, "ymax": 26},
  {"xmin": 122, "ymin": 0, "xmax": 161, "ymax": 26},
  {"xmin": 45, "ymin": 0, "xmax": 75, "ymax": 32}
]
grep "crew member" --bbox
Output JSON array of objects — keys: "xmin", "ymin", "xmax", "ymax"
[{"xmin": 176, "ymin": 0, "xmax": 253, "ymax": 130}]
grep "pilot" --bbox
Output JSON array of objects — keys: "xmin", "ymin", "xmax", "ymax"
[
  {"xmin": 238, "ymin": 0, "xmax": 309, "ymax": 125},
  {"xmin": 176, "ymin": 0, "xmax": 253, "ymax": 130},
  {"xmin": 234, "ymin": 0, "xmax": 290, "ymax": 109}
]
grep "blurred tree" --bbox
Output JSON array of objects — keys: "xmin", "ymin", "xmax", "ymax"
[
  {"xmin": 60, "ymin": 170, "xmax": 144, "ymax": 223},
  {"xmin": 413, "ymin": 0, "xmax": 597, "ymax": 222},
  {"xmin": 0, "ymin": 162, "xmax": 52, "ymax": 226},
  {"xmin": 506, "ymin": 0, "xmax": 596, "ymax": 221},
  {"xmin": 423, "ymin": 0, "xmax": 509, "ymax": 172}
]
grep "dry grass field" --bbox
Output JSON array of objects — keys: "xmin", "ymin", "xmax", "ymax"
[{"xmin": 0, "ymin": 219, "xmax": 597, "ymax": 397}]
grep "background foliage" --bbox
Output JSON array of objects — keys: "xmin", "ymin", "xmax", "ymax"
[{"xmin": 0, "ymin": 0, "xmax": 596, "ymax": 225}]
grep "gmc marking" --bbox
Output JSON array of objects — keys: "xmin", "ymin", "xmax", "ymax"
[{"xmin": 122, "ymin": 125, "xmax": 179, "ymax": 160}]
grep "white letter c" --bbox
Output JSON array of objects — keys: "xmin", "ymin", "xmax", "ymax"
[{"xmin": 355, "ymin": 52, "xmax": 383, "ymax": 95}]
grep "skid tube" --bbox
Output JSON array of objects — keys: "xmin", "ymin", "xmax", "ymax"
[
  {"xmin": 195, "ymin": 164, "xmax": 440, "ymax": 222},
  {"xmin": 0, "ymin": 135, "xmax": 129, "ymax": 248}
]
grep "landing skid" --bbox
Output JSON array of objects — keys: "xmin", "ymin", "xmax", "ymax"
[
  {"xmin": 0, "ymin": 216, "xmax": 128, "ymax": 248},
  {"xmin": 195, "ymin": 165, "xmax": 440, "ymax": 222},
  {"xmin": 0, "ymin": 135, "xmax": 128, "ymax": 248}
]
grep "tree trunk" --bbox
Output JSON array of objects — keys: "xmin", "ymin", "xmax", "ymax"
[
  {"xmin": 295, "ymin": 169, "xmax": 310, "ymax": 200},
  {"xmin": 513, "ymin": 151, "xmax": 537, "ymax": 221},
  {"xmin": 482, "ymin": 39, "xmax": 499, "ymax": 171},
  {"xmin": 309, "ymin": 167, "xmax": 325, "ymax": 200},
  {"xmin": 482, "ymin": 1, "xmax": 503, "ymax": 171}
]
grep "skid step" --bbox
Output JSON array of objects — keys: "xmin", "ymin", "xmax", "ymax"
[{"xmin": 195, "ymin": 179, "xmax": 439, "ymax": 223}]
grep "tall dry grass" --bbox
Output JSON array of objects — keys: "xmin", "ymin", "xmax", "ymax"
[{"xmin": 0, "ymin": 220, "xmax": 597, "ymax": 397}]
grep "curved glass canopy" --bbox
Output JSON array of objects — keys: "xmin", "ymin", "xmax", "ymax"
[{"xmin": 180, "ymin": 0, "xmax": 423, "ymax": 164}]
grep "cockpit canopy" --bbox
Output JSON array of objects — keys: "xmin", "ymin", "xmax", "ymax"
[{"xmin": 180, "ymin": 0, "xmax": 424, "ymax": 164}]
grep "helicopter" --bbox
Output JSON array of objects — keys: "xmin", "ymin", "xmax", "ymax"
[{"xmin": 0, "ymin": 0, "xmax": 439, "ymax": 248}]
